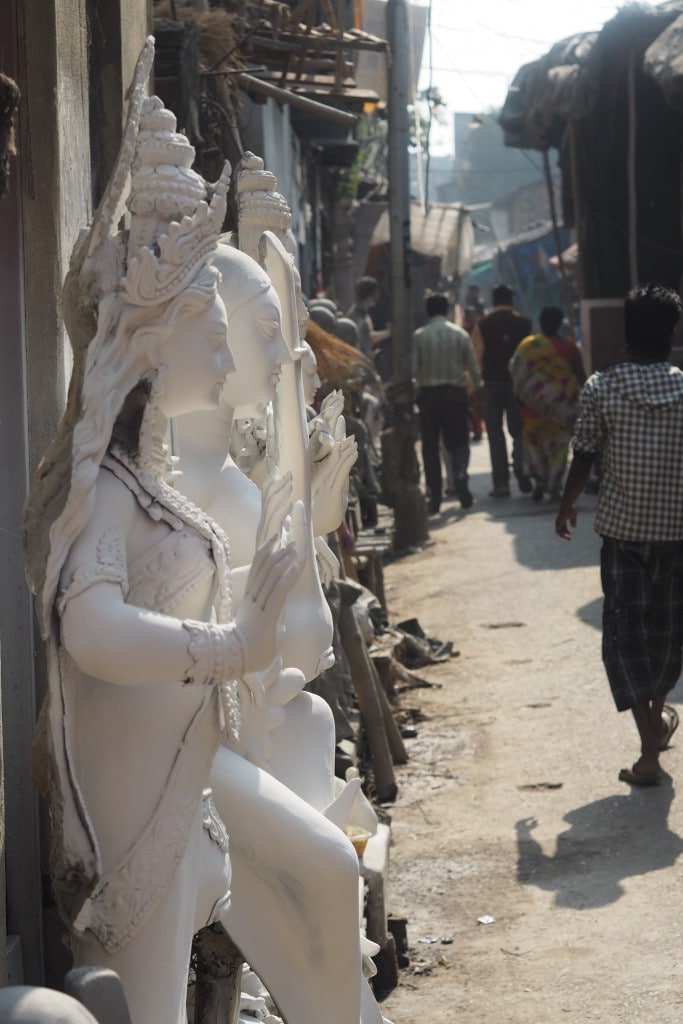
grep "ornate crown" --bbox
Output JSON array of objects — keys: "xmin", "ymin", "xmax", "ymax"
[
  {"xmin": 121, "ymin": 96, "xmax": 231, "ymax": 306},
  {"xmin": 235, "ymin": 152, "xmax": 292, "ymax": 264},
  {"xmin": 72, "ymin": 38, "xmax": 230, "ymax": 317}
]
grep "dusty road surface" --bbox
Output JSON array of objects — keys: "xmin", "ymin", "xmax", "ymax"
[{"xmin": 378, "ymin": 442, "xmax": 683, "ymax": 1024}]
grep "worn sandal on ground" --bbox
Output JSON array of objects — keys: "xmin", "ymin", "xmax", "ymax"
[
  {"xmin": 660, "ymin": 705, "xmax": 680, "ymax": 750},
  {"xmin": 618, "ymin": 764, "xmax": 662, "ymax": 787}
]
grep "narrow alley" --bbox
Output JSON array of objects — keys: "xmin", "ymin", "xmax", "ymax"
[{"xmin": 380, "ymin": 440, "xmax": 683, "ymax": 1024}]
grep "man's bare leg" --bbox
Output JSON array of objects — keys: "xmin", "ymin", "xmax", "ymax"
[{"xmin": 627, "ymin": 700, "xmax": 661, "ymax": 778}]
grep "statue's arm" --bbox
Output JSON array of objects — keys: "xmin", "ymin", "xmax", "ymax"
[
  {"xmin": 61, "ymin": 580, "xmax": 210, "ymax": 685},
  {"xmin": 59, "ymin": 469, "xmax": 302, "ymax": 687},
  {"xmin": 58, "ymin": 475, "xmax": 206, "ymax": 685}
]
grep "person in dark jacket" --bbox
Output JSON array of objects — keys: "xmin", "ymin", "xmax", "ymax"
[{"xmin": 471, "ymin": 283, "xmax": 532, "ymax": 497}]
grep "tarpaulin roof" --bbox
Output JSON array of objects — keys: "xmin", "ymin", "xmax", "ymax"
[
  {"xmin": 499, "ymin": 32, "xmax": 598, "ymax": 150},
  {"xmin": 370, "ymin": 201, "xmax": 473, "ymax": 274},
  {"xmin": 644, "ymin": 11, "xmax": 683, "ymax": 108},
  {"xmin": 500, "ymin": 1, "xmax": 683, "ymax": 151}
]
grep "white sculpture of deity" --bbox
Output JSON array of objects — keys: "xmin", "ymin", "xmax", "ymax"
[
  {"xmin": 22, "ymin": 42, "xmax": 303, "ymax": 1024},
  {"xmin": 174, "ymin": 243, "xmax": 388, "ymax": 1018}
]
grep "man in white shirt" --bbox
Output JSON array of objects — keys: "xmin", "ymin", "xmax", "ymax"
[{"xmin": 412, "ymin": 293, "xmax": 482, "ymax": 514}]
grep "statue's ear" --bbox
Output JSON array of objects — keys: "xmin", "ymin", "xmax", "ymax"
[{"xmin": 129, "ymin": 322, "xmax": 164, "ymax": 371}]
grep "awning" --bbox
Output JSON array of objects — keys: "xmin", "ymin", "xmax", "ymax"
[{"xmin": 370, "ymin": 201, "xmax": 473, "ymax": 275}]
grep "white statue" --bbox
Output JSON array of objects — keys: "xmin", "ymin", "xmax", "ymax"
[
  {"xmin": 174, "ymin": 243, "xmax": 388, "ymax": 1018},
  {"xmin": 23, "ymin": 42, "xmax": 302, "ymax": 1024}
]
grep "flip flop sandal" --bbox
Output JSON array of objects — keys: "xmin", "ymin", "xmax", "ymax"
[
  {"xmin": 660, "ymin": 705, "xmax": 680, "ymax": 750},
  {"xmin": 618, "ymin": 765, "xmax": 662, "ymax": 787}
]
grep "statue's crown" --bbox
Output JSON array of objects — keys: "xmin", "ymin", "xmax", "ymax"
[
  {"xmin": 235, "ymin": 152, "xmax": 292, "ymax": 264},
  {"xmin": 121, "ymin": 96, "xmax": 230, "ymax": 306},
  {"xmin": 66, "ymin": 38, "xmax": 230, "ymax": 352}
]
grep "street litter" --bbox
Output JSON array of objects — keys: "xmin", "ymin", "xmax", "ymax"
[
  {"xmin": 517, "ymin": 781, "xmax": 563, "ymax": 791},
  {"xmin": 418, "ymin": 935, "xmax": 439, "ymax": 943},
  {"xmin": 477, "ymin": 915, "xmax": 495, "ymax": 925}
]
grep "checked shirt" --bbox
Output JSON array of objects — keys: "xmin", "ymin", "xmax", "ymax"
[{"xmin": 572, "ymin": 360, "xmax": 683, "ymax": 540}]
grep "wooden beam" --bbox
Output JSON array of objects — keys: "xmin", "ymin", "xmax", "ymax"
[{"xmin": 235, "ymin": 72, "xmax": 356, "ymax": 125}]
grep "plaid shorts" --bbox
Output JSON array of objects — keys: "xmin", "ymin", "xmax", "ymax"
[{"xmin": 601, "ymin": 536, "xmax": 683, "ymax": 711}]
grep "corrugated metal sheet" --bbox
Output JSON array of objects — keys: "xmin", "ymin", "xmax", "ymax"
[{"xmin": 370, "ymin": 200, "xmax": 473, "ymax": 273}]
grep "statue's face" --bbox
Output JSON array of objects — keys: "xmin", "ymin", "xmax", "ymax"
[
  {"xmin": 158, "ymin": 293, "xmax": 235, "ymax": 418},
  {"xmin": 300, "ymin": 342, "xmax": 321, "ymax": 405},
  {"xmin": 220, "ymin": 284, "xmax": 291, "ymax": 415}
]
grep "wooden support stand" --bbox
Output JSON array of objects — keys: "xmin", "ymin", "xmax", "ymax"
[{"xmin": 192, "ymin": 925, "xmax": 243, "ymax": 1024}]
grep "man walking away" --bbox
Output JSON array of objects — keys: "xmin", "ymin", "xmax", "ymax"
[
  {"xmin": 472, "ymin": 283, "xmax": 532, "ymax": 496},
  {"xmin": 556, "ymin": 283, "xmax": 683, "ymax": 786},
  {"xmin": 412, "ymin": 293, "xmax": 482, "ymax": 514}
]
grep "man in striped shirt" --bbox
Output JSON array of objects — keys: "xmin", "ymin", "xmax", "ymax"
[{"xmin": 412, "ymin": 293, "xmax": 482, "ymax": 514}]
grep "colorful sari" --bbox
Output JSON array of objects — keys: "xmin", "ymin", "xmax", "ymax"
[{"xmin": 510, "ymin": 333, "xmax": 585, "ymax": 497}]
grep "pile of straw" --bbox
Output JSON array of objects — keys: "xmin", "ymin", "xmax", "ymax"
[{"xmin": 306, "ymin": 321, "xmax": 372, "ymax": 390}]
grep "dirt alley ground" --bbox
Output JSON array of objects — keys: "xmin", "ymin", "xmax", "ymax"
[{"xmin": 377, "ymin": 440, "xmax": 683, "ymax": 1024}]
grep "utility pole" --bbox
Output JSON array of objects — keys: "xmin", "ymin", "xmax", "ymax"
[
  {"xmin": 387, "ymin": 0, "xmax": 411, "ymax": 386},
  {"xmin": 384, "ymin": 0, "xmax": 428, "ymax": 551}
]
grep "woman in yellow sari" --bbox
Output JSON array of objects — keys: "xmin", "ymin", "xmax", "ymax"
[{"xmin": 510, "ymin": 306, "xmax": 585, "ymax": 501}]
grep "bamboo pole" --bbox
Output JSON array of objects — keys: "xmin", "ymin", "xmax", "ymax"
[
  {"xmin": 543, "ymin": 148, "xmax": 576, "ymax": 336},
  {"xmin": 627, "ymin": 49, "xmax": 639, "ymax": 289}
]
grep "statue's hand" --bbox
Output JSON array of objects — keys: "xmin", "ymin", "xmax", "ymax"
[
  {"xmin": 236, "ymin": 507, "xmax": 304, "ymax": 673},
  {"xmin": 309, "ymin": 389, "xmax": 345, "ymax": 463},
  {"xmin": 312, "ymin": 434, "xmax": 358, "ymax": 535},
  {"xmin": 320, "ymin": 389, "xmax": 345, "ymax": 436},
  {"xmin": 232, "ymin": 675, "xmax": 287, "ymax": 768},
  {"xmin": 230, "ymin": 658, "xmax": 305, "ymax": 768},
  {"xmin": 255, "ymin": 470, "xmax": 293, "ymax": 550}
]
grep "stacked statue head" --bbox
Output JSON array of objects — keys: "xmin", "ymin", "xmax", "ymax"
[{"xmin": 24, "ymin": 38, "xmax": 232, "ymax": 635}]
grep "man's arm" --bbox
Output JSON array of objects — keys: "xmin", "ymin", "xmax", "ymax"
[{"xmin": 555, "ymin": 451, "xmax": 596, "ymax": 540}]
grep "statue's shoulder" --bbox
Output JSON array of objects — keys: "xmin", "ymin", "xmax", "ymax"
[{"xmin": 89, "ymin": 461, "xmax": 140, "ymax": 533}]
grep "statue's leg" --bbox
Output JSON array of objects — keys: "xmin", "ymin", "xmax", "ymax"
[
  {"xmin": 74, "ymin": 810, "xmax": 205, "ymax": 1024},
  {"xmin": 209, "ymin": 744, "xmax": 362, "ymax": 1024}
]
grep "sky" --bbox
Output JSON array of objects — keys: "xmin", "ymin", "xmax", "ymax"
[{"xmin": 414, "ymin": 0, "xmax": 661, "ymax": 153}]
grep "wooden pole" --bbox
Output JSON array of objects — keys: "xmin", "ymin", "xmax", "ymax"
[
  {"xmin": 543, "ymin": 148, "xmax": 576, "ymax": 336},
  {"xmin": 627, "ymin": 49, "xmax": 639, "ymax": 289},
  {"xmin": 338, "ymin": 583, "xmax": 397, "ymax": 801},
  {"xmin": 386, "ymin": 0, "xmax": 412, "ymax": 385},
  {"xmin": 568, "ymin": 121, "xmax": 584, "ymax": 298}
]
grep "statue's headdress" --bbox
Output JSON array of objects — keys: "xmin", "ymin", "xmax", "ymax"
[
  {"xmin": 235, "ymin": 152, "xmax": 292, "ymax": 264},
  {"xmin": 26, "ymin": 36, "xmax": 232, "ymax": 633},
  {"xmin": 68, "ymin": 36, "xmax": 231, "ymax": 337}
]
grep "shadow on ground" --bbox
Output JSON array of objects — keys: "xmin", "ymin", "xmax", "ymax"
[
  {"xmin": 576, "ymin": 596, "xmax": 602, "ymax": 629},
  {"xmin": 516, "ymin": 773, "xmax": 683, "ymax": 907},
  {"xmin": 430, "ymin": 469, "xmax": 602, "ymax": 571}
]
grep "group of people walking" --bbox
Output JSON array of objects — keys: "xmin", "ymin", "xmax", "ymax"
[
  {"xmin": 412, "ymin": 282, "xmax": 585, "ymax": 514},
  {"xmin": 414, "ymin": 277, "xmax": 683, "ymax": 792}
]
